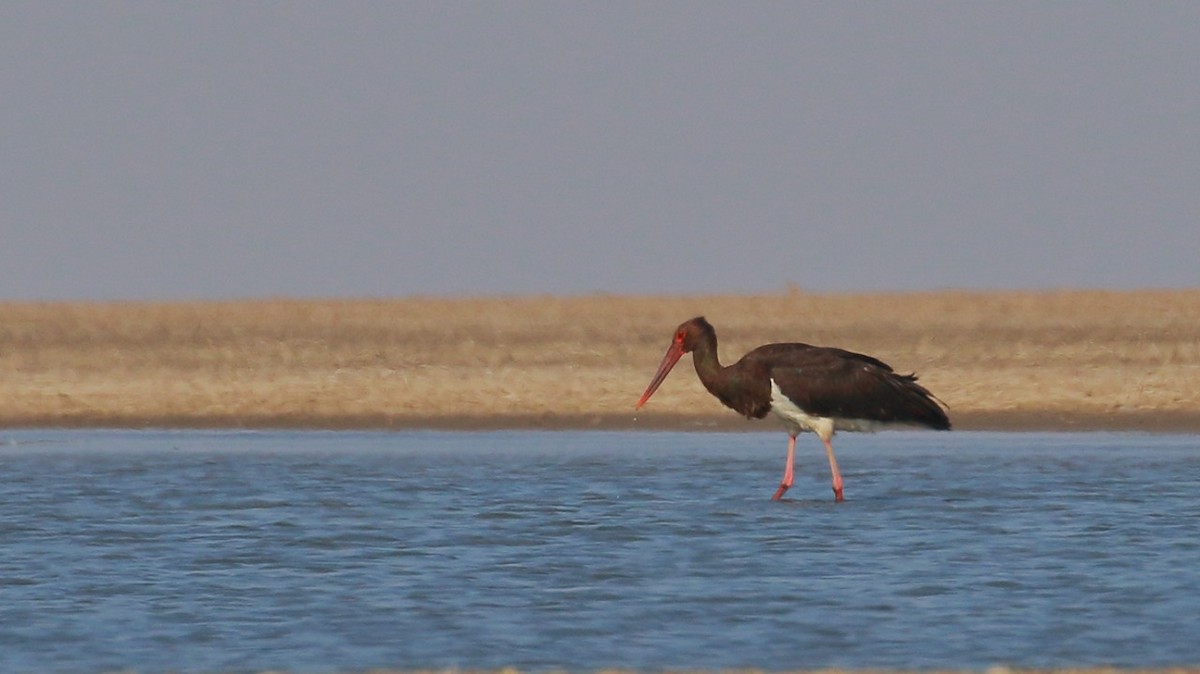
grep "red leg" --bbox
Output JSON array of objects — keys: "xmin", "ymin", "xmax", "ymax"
[
  {"xmin": 772, "ymin": 433, "xmax": 797, "ymax": 500},
  {"xmin": 823, "ymin": 436, "xmax": 844, "ymax": 502}
]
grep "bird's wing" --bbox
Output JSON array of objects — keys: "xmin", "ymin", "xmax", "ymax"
[{"xmin": 750, "ymin": 345, "xmax": 949, "ymax": 428}]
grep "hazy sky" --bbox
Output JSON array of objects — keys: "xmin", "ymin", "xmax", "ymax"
[{"xmin": 3, "ymin": 2, "xmax": 1198, "ymax": 301}]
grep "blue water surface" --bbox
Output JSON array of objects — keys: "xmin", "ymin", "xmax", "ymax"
[{"xmin": 1, "ymin": 429, "xmax": 1198, "ymax": 672}]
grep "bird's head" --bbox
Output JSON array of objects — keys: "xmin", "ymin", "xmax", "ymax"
[{"xmin": 635, "ymin": 316, "xmax": 714, "ymax": 409}]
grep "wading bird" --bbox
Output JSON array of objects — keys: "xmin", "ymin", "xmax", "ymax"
[{"xmin": 636, "ymin": 317, "xmax": 950, "ymax": 501}]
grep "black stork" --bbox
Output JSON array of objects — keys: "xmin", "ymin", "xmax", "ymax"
[{"xmin": 636, "ymin": 317, "xmax": 950, "ymax": 501}]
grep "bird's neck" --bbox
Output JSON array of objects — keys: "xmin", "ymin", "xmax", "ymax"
[
  {"xmin": 690, "ymin": 336, "xmax": 767, "ymax": 419},
  {"xmin": 690, "ymin": 339, "xmax": 726, "ymax": 390}
]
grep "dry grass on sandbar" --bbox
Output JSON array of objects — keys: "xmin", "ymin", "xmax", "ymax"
[{"xmin": 1, "ymin": 289, "xmax": 1198, "ymax": 431}]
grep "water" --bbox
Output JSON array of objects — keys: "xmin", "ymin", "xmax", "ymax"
[{"xmin": 1, "ymin": 429, "xmax": 1198, "ymax": 673}]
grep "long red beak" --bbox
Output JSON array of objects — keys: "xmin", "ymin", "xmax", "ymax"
[{"xmin": 636, "ymin": 342, "xmax": 685, "ymax": 409}]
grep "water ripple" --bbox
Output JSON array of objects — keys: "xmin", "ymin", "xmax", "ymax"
[{"xmin": 0, "ymin": 429, "xmax": 1198, "ymax": 672}]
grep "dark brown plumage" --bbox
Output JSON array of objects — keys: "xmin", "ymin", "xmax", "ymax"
[{"xmin": 637, "ymin": 317, "xmax": 950, "ymax": 501}]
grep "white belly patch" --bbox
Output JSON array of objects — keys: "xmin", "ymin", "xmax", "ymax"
[{"xmin": 769, "ymin": 379, "xmax": 881, "ymax": 438}]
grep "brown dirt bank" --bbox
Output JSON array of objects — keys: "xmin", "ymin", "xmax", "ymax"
[
  {"xmin": 308, "ymin": 670, "xmax": 1200, "ymax": 674},
  {"xmin": 2, "ymin": 290, "xmax": 1199, "ymax": 432},
  {"xmin": 174, "ymin": 669, "xmax": 1200, "ymax": 674}
]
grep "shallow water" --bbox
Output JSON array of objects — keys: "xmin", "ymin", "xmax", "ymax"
[{"xmin": 1, "ymin": 429, "xmax": 1198, "ymax": 672}]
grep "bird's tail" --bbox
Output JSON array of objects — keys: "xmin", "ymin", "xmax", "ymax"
[{"xmin": 897, "ymin": 373, "xmax": 952, "ymax": 430}]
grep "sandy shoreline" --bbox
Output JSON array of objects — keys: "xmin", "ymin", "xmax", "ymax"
[
  {"xmin": 7, "ymin": 409, "xmax": 1200, "ymax": 433},
  {"xmin": 14, "ymin": 670, "xmax": 1181, "ymax": 674},
  {"xmin": 2, "ymin": 290, "xmax": 1198, "ymax": 433}
]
